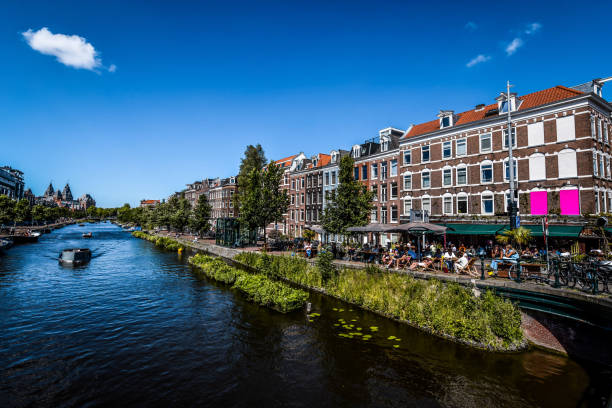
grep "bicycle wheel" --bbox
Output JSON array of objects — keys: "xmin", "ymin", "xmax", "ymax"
[{"xmin": 508, "ymin": 264, "xmax": 519, "ymax": 281}]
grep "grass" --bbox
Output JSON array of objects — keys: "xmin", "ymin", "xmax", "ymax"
[
  {"xmin": 132, "ymin": 231, "xmax": 185, "ymax": 251},
  {"xmin": 234, "ymin": 252, "xmax": 524, "ymax": 349},
  {"xmin": 189, "ymin": 254, "xmax": 308, "ymax": 313}
]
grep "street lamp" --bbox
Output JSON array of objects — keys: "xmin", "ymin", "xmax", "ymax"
[{"xmin": 478, "ymin": 247, "xmax": 486, "ymax": 280}]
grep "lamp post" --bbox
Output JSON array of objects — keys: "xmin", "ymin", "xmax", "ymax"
[
  {"xmin": 478, "ymin": 248, "xmax": 486, "ymax": 280},
  {"xmin": 506, "ymin": 80, "xmax": 517, "ymax": 230}
]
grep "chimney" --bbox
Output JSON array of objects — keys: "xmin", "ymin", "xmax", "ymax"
[{"xmin": 475, "ymin": 104, "xmax": 485, "ymax": 111}]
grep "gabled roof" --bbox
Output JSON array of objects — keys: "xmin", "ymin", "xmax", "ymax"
[
  {"xmin": 274, "ymin": 154, "xmax": 298, "ymax": 168},
  {"xmin": 403, "ymin": 86, "xmax": 584, "ymax": 140}
]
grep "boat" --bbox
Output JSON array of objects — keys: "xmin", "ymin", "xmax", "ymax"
[
  {"xmin": 0, "ymin": 238, "xmax": 13, "ymax": 252},
  {"xmin": 82, "ymin": 232, "xmax": 93, "ymax": 238},
  {"xmin": 78, "ymin": 224, "xmax": 85, "ymax": 227},
  {"xmin": 59, "ymin": 248, "xmax": 92, "ymax": 266},
  {"xmin": 11, "ymin": 232, "xmax": 41, "ymax": 244}
]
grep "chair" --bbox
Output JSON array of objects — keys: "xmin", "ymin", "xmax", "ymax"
[{"xmin": 457, "ymin": 258, "xmax": 478, "ymax": 277}]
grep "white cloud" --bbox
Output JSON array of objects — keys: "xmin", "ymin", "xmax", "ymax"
[
  {"xmin": 466, "ymin": 54, "xmax": 491, "ymax": 68},
  {"xmin": 108, "ymin": 64, "xmax": 117, "ymax": 73},
  {"xmin": 505, "ymin": 37, "xmax": 524, "ymax": 56},
  {"xmin": 464, "ymin": 21, "xmax": 477, "ymax": 31},
  {"xmin": 525, "ymin": 22, "xmax": 542, "ymax": 35},
  {"xmin": 22, "ymin": 27, "xmax": 109, "ymax": 71}
]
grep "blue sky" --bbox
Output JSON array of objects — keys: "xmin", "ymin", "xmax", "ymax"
[{"xmin": 1, "ymin": 0, "xmax": 611, "ymax": 207}]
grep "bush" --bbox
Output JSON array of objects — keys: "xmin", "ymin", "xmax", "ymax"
[
  {"xmin": 189, "ymin": 253, "xmax": 308, "ymax": 313},
  {"xmin": 316, "ymin": 249, "xmax": 337, "ymax": 284},
  {"xmin": 132, "ymin": 231, "xmax": 185, "ymax": 252}
]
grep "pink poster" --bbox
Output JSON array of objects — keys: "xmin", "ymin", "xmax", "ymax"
[
  {"xmin": 560, "ymin": 189, "xmax": 580, "ymax": 215},
  {"xmin": 530, "ymin": 191, "xmax": 548, "ymax": 215}
]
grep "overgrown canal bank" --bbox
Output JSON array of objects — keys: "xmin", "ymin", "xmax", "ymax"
[{"xmin": 133, "ymin": 231, "xmax": 524, "ymax": 351}]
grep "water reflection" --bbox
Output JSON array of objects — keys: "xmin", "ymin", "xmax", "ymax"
[{"xmin": 0, "ymin": 223, "xmax": 610, "ymax": 408}]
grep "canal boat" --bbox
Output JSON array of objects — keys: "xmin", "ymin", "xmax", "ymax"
[
  {"xmin": 78, "ymin": 223, "xmax": 85, "ymax": 227},
  {"xmin": 59, "ymin": 248, "xmax": 92, "ymax": 266},
  {"xmin": 11, "ymin": 232, "xmax": 41, "ymax": 244},
  {"xmin": 82, "ymin": 232, "xmax": 93, "ymax": 238}
]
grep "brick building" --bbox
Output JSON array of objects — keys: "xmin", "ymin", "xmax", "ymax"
[{"xmin": 208, "ymin": 177, "xmax": 237, "ymax": 227}]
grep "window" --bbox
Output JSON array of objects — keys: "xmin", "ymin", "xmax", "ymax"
[
  {"xmin": 421, "ymin": 170, "xmax": 431, "ymax": 188},
  {"xmin": 331, "ymin": 171, "xmax": 337, "ymax": 185},
  {"xmin": 421, "ymin": 146, "xmax": 430, "ymax": 163},
  {"xmin": 381, "ymin": 162, "xmax": 388, "ymax": 180},
  {"xmin": 529, "ymin": 153, "xmax": 546, "ymax": 181},
  {"xmin": 607, "ymin": 156, "xmax": 611, "ymax": 179},
  {"xmin": 362, "ymin": 165, "xmax": 368, "ymax": 180},
  {"xmin": 300, "ymin": 210, "xmax": 304, "ymax": 221},
  {"xmin": 354, "ymin": 167, "xmax": 359, "ymax": 180},
  {"xmin": 456, "ymin": 138, "xmax": 467, "ymax": 156},
  {"xmin": 443, "ymin": 168, "xmax": 452, "ymax": 186},
  {"xmin": 291, "ymin": 180, "xmax": 295, "ymax": 189},
  {"xmin": 481, "ymin": 162, "xmax": 493, "ymax": 183},
  {"xmin": 605, "ymin": 123, "xmax": 609, "ymax": 144},
  {"xmin": 352, "ymin": 145, "xmax": 361, "ymax": 158},
  {"xmin": 403, "ymin": 198, "xmax": 412, "ymax": 215},
  {"xmin": 560, "ymin": 188, "xmax": 580, "ymax": 215},
  {"xmin": 504, "ymin": 158, "xmax": 518, "ymax": 181},
  {"xmin": 456, "ymin": 166, "xmax": 467, "ymax": 185},
  {"xmin": 441, "ymin": 116, "xmax": 451, "ymax": 128},
  {"xmin": 291, "ymin": 194, "xmax": 295, "ymax": 205},
  {"xmin": 422, "ymin": 197, "xmax": 431, "ymax": 214},
  {"xmin": 530, "ymin": 190, "xmax": 548, "ymax": 215},
  {"xmin": 481, "ymin": 193, "xmax": 494, "ymax": 215},
  {"xmin": 371, "ymin": 184, "xmax": 378, "ymax": 200},
  {"xmin": 594, "ymin": 152, "xmax": 598, "ymax": 177},
  {"xmin": 556, "ymin": 116, "xmax": 576, "ymax": 142},
  {"xmin": 558, "ymin": 149, "xmax": 577, "ymax": 178},
  {"xmin": 300, "ymin": 193, "xmax": 304, "ymax": 205},
  {"xmin": 381, "ymin": 184, "xmax": 388, "ymax": 202},
  {"xmin": 528, "ymin": 122, "xmax": 544, "ymax": 146},
  {"xmin": 381, "ymin": 137, "xmax": 389, "ymax": 152},
  {"xmin": 370, "ymin": 208, "xmax": 377, "ymax": 222},
  {"xmin": 381, "ymin": 207, "xmax": 388, "ymax": 224},
  {"xmin": 390, "ymin": 160, "xmax": 398, "ymax": 177},
  {"xmin": 442, "ymin": 141, "xmax": 452, "ymax": 159},
  {"xmin": 403, "ymin": 150, "xmax": 411, "ymax": 165},
  {"xmin": 598, "ymin": 119, "xmax": 603, "ymax": 141},
  {"xmin": 503, "ymin": 127, "xmax": 517, "ymax": 149},
  {"xmin": 391, "ymin": 206, "xmax": 398, "ymax": 222},
  {"xmin": 390, "ymin": 182, "xmax": 398, "ymax": 199},
  {"xmin": 403, "ymin": 174, "xmax": 412, "ymax": 190},
  {"xmin": 591, "ymin": 116, "xmax": 597, "ymax": 139},
  {"xmin": 596, "ymin": 190, "xmax": 600, "ymax": 214},
  {"xmin": 457, "ymin": 195, "xmax": 468, "ymax": 214},
  {"xmin": 600, "ymin": 154, "xmax": 605, "ymax": 180},
  {"xmin": 480, "ymin": 133, "xmax": 492, "ymax": 152},
  {"xmin": 443, "ymin": 195, "xmax": 453, "ymax": 214},
  {"xmin": 371, "ymin": 163, "xmax": 378, "ymax": 179},
  {"xmin": 301, "ymin": 178, "xmax": 304, "ymax": 188},
  {"xmin": 325, "ymin": 172, "xmax": 329, "ymax": 186}
]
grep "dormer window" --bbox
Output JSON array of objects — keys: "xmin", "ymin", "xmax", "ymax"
[
  {"xmin": 313, "ymin": 158, "xmax": 318, "ymax": 167},
  {"xmin": 331, "ymin": 151, "xmax": 338, "ymax": 163},
  {"xmin": 497, "ymin": 92, "xmax": 519, "ymax": 114},
  {"xmin": 437, "ymin": 110, "xmax": 454, "ymax": 129},
  {"xmin": 380, "ymin": 136, "xmax": 390, "ymax": 152},
  {"xmin": 352, "ymin": 145, "xmax": 361, "ymax": 159}
]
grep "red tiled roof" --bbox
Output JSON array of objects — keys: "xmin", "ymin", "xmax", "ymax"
[
  {"xmin": 316, "ymin": 153, "xmax": 331, "ymax": 167},
  {"xmin": 273, "ymin": 154, "xmax": 298, "ymax": 168},
  {"xmin": 141, "ymin": 199, "xmax": 159, "ymax": 204},
  {"xmin": 403, "ymin": 86, "xmax": 584, "ymax": 139}
]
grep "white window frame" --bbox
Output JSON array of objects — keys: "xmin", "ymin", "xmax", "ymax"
[
  {"xmin": 456, "ymin": 138, "xmax": 467, "ymax": 156},
  {"xmin": 371, "ymin": 163, "xmax": 378, "ymax": 179},
  {"xmin": 480, "ymin": 133, "xmax": 492, "ymax": 153},
  {"xmin": 421, "ymin": 170, "xmax": 431, "ymax": 189},
  {"xmin": 403, "ymin": 150, "xmax": 411, "ymax": 165},
  {"xmin": 528, "ymin": 153, "xmax": 546, "ymax": 181},
  {"xmin": 481, "ymin": 193, "xmax": 494, "ymax": 215},
  {"xmin": 422, "ymin": 196, "xmax": 431, "ymax": 214},
  {"xmin": 421, "ymin": 145, "xmax": 430, "ymax": 163},
  {"xmin": 558, "ymin": 149, "xmax": 578, "ymax": 179},
  {"xmin": 390, "ymin": 159, "xmax": 398, "ymax": 177},
  {"xmin": 442, "ymin": 141, "xmax": 452, "ymax": 159},
  {"xmin": 503, "ymin": 127, "xmax": 517, "ymax": 149},
  {"xmin": 403, "ymin": 197, "xmax": 412, "ymax": 215},
  {"xmin": 442, "ymin": 167, "xmax": 452, "ymax": 187},
  {"xmin": 527, "ymin": 121, "xmax": 544, "ymax": 147},
  {"xmin": 403, "ymin": 173, "xmax": 412, "ymax": 190},
  {"xmin": 480, "ymin": 161, "xmax": 493, "ymax": 184},
  {"xmin": 442, "ymin": 194, "xmax": 453, "ymax": 215},
  {"xmin": 503, "ymin": 158, "xmax": 518, "ymax": 182},
  {"xmin": 456, "ymin": 165, "xmax": 467, "ymax": 186},
  {"xmin": 457, "ymin": 193, "xmax": 468, "ymax": 215}
]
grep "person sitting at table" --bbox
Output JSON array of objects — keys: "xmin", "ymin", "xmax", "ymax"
[
  {"xmin": 367, "ymin": 245, "xmax": 379, "ymax": 263},
  {"xmin": 395, "ymin": 249, "xmax": 411, "ymax": 269},
  {"xmin": 381, "ymin": 249, "xmax": 392, "ymax": 267},
  {"xmin": 409, "ymin": 256, "xmax": 433, "ymax": 270},
  {"xmin": 304, "ymin": 241, "xmax": 312, "ymax": 258},
  {"xmin": 385, "ymin": 248, "xmax": 399, "ymax": 269},
  {"xmin": 454, "ymin": 252, "xmax": 469, "ymax": 273},
  {"xmin": 458, "ymin": 243, "xmax": 466, "ymax": 253},
  {"xmin": 521, "ymin": 248, "xmax": 532, "ymax": 257},
  {"xmin": 442, "ymin": 248, "xmax": 457, "ymax": 272},
  {"xmin": 502, "ymin": 244, "xmax": 518, "ymax": 260}
]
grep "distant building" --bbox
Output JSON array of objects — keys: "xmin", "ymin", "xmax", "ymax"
[
  {"xmin": 0, "ymin": 166, "xmax": 25, "ymax": 200},
  {"xmin": 140, "ymin": 199, "xmax": 160, "ymax": 208},
  {"xmin": 78, "ymin": 194, "xmax": 96, "ymax": 210},
  {"xmin": 33, "ymin": 181, "xmax": 95, "ymax": 210}
]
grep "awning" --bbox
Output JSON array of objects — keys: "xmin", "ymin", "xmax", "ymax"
[
  {"xmin": 346, "ymin": 224, "xmax": 393, "ymax": 233},
  {"xmin": 499, "ymin": 225, "xmax": 583, "ymax": 238},
  {"xmin": 384, "ymin": 222, "xmax": 447, "ymax": 234},
  {"xmin": 442, "ymin": 223, "xmax": 504, "ymax": 235},
  {"xmin": 306, "ymin": 225, "xmax": 325, "ymax": 234}
]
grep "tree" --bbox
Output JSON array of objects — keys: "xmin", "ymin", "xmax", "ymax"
[
  {"xmin": 0, "ymin": 195, "xmax": 15, "ymax": 226},
  {"xmin": 32, "ymin": 205, "xmax": 46, "ymax": 224},
  {"xmin": 14, "ymin": 199, "xmax": 31, "ymax": 224},
  {"xmin": 321, "ymin": 155, "xmax": 374, "ymax": 238},
  {"xmin": 496, "ymin": 227, "xmax": 532, "ymax": 250},
  {"xmin": 189, "ymin": 194, "xmax": 212, "ymax": 236},
  {"xmin": 168, "ymin": 195, "xmax": 191, "ymax": 232},
  {"xmin": 238, "ymin": 161, "xmax": 289, "ymax": 245},
  {"xmin": 237, "ymin": 144, "xmax": 267, "ymax": 208}
]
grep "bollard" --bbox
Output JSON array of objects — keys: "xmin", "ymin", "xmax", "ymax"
[
  {"xmin": 592, "ymin": 263, "xmax": 599, "ymax": 295},
  {"xmin": 553, "ymin": 259, "xmax": 560, "ymax": 288},
  {"xmin": 516, "ymin": 257, "xmax": 521, "ymax": 283}
]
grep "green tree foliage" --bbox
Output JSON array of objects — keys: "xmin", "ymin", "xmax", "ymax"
[
  {"xmin": 321, "ymin": 155, "xmax": 374, "ymax": 237},
  {"xmin": 496, "ymin": 227, "xmax": 532, "ymax": 250},
  {"xmin": 32, "ymin": 205, "xmax": 46, "ymax": 224},
  {"xmin": 238, "ymin": 144, "xmax": 267, "ymax": 183},
  {"xmin": 14, "ymin": 199, "xmax": 31, "ymax": 223},
  {"xmin": 238, "ymin": 161, "xmax": 289, "ymax": 244},
  {"xmin": 0, "ymin": 195, "xmax": 15, "ymax": 226},
  {"xmin": 189, "ymin": 194, "xmax": 212, "ymax": 236}
]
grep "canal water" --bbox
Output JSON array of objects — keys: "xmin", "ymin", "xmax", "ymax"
[{"xmin": 1, "ymin": 223, "xmax": 611, "ymax": 407}]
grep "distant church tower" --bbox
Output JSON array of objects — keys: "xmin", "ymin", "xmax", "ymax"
[
  {"xmin": 62, "ymin": 183, "xmax": 73, "ymax": 201},
  {"xmin": 44, "ymin": 182, "xmax": 54, "ymax": 197}
]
